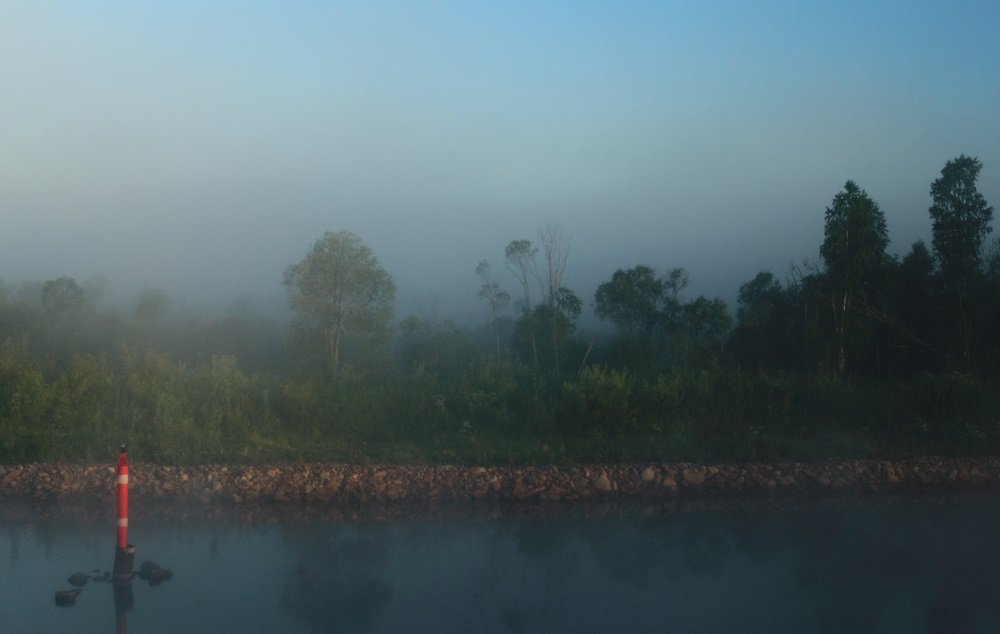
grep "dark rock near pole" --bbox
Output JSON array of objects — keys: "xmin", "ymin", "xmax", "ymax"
[
  {"xmin": 137, "ymin": 561, "xmax": 173, "ymax": 586},
  {"xmin": 54, "ymin": 589, "xmax": 81, "ymax": 607},
  {"xmin": 67, "ymin": 573, "xmax": 90, "ymax": 587}
]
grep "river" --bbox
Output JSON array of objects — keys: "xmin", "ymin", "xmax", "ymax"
[{"xmin": 2, "ymin": 493, "xmax": 998, "ymax": 633}]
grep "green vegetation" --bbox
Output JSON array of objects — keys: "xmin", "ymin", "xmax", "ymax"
[{"xmin": 1, "ymin": 157, "xmax": 998, "ymax": 464}]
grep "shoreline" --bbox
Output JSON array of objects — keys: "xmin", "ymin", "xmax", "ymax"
[{"xmin": 1, "ymin": 457, "xmax": 998, "ymax": 506}]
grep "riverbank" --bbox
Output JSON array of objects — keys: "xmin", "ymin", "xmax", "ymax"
[{"xmin": 1, "ymin": 457, "xmax": 998, "ymax": 505}]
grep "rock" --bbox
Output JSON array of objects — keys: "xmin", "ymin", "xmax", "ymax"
[
  {"xmin": 594, "ymin": 473, "xmax": 613, "ymax": 492},
  {"xmin": 55, "ymin": 589, "xmax": 81, "ymax": 607},
  {"xmin": 138, "ymin": 561, "xmax": 173, "ymax": 586},
  {"xmin": 67, "ymin": 573, "xmax": 90, "ymax": 587},
  {"xmin": 512, "ymin": 479, "xmax": 531, "ymax": 499},
  {"xmin": 1, "ymin": 469, "xmax": 21, "ymax": 486},
  {"xmin": 641, "ymin": 467, "xmax": 656, "ymax": 482},
  {"xmin": 661, "ymin": 477, "xmax": 678, "ymax": 491},
  {"xmin": 885, "ymin": 468, "xmax": 900, "ymax": 484},
  {"xmin": 682, "ymin": 469, "xmax": 705, "ymax": 486},
  {"xmin": 541, "ymin": 486, "xmax": 568, "ymax": 500}
]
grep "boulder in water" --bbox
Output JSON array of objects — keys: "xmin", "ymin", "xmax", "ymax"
[
  {"xmin": 67, "ymin": 573, "xmax": 90, "ymax": 587},
  {"xmin": 137, "ymin": 561, "xmax": 173, "ymax": 586},
  {"xmin": 54, "ymin": 589, "xmax": 81, "ymax": 607}
]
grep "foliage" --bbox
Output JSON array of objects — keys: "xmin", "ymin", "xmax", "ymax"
[
  {"xmin": 593, "ymin": 265, "xmax": 664, "ymax": 339},
  {"xmin": 930, "ymin": 155, "xmax": 994, "ymax": 290},
  {"xmin": 592, "ymin": 266, "xmax": 731, "ymax": 371},
  {"xmin": 928, "ymin": 156, "xmax": 995, "ymax": 371},
  {"xmin": 284, "ymin": 230, "xmax": 395, "ymax": 376},
  {"xmin": 2, "ymin": 158, "xmax": 1000, "ymax": 466},
  {"xmin": 819, "ymin": 180, "xmax": 891, "ymax": 375}
]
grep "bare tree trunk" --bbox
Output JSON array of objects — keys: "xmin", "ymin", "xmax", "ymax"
[
  {"xmin": 540, "ymin": 225, "xmax": 569, "ymax": 372},
  {"xmin": 326, "ymin": 323, "xmax": 343, "ymax": 376},
  {"xmin": 831, "ymin": 290, "xmax": 850, "ymax": 377}
]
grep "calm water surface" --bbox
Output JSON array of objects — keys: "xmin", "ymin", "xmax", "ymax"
[{"xmin": 1, "ymin": 494, "xmax": 998, "ymax": 633}]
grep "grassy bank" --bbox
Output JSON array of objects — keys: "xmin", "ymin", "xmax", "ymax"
[{"xmin": 1, "ymin": 341, "xmax": 997, "ymax": 465}]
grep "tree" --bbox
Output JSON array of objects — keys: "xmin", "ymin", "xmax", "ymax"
[
  {"xmin": 730, "ymin": 271, "xmax": 796, "ymax": 369},
  {"xmin": 660, "ymin": 268, "xmax": 689, "ymax": 333},
  {"xmin": 894, "ymin": 241, "xmax": 938, "ymax": 372},
  {"xmin": 929, "ymin": 155, "xmax": 994, "ymax": 370},
  {"xmin": 284, "ymin": 231, "xmax": 395, "ymax": 376},
  {"xmin": 504, "ymin": 239, "xmax": 541, "ymax": 366},
  {"xmin": 930, "ymin": 155, "xmax": 994, "ymax": 291},
  {"xmin": 539, "ymin": 225, "xmax": 571, "ymax": 371},
  {"xmin": 679, "ymin": 296, "xmax": 731, "ymax": 367},
  {"xmin": 475, "ymin": 259, "xmax": 510, "ymax": 362},
  {"xmin": 511, "ymin": 286, "xmax": 582, "ymax": 371},
  {"xmin": 41, "ymin": 277, "xmax": 85, "ymax": 317},
  {"xmin": 819, "ymin": 181, "xmax": 889, "ymax": 376},
  {"xmin": 539, "ymin": 224, "xmax": 568, "ymax": 306},
  {"xmin": 593, "ymin": 265, "xmax": 664, "ymax": 340},
  {"xmin": 504, "ymin": 239, "xmax": 540, "ymax": 312}
]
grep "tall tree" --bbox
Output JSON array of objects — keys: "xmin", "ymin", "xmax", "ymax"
[
  {"xmin": 284, "ymin": 230, "xmax": 395, "ymax": 376},
  {"xmin": 820, "ymin": 181, "xmax": 889, "ymax": 376},
  {"xmin": 504, "ymin": 239, "xmax": 541, "ymax": 366},
  {"xmin": 930, "ymin": 155, "xmax": 994, "ymax": 290},
  {"xmin": 660, "ymin": 268, "xmax": 689, "ymax": 334},
  {"xmin": 539, "ymin": 225, "xmax": 571, "ymax": 371},
  {"xmin": 475, "ymin": 259, "xmax": 510, "ymax": 362},
  {"xmin": 504, "ymin": 239, "xmax": 540, "ymax": 312},
  {"xmin": 929, "ymin": 155, "xmax": 994, "ymax": 370}
]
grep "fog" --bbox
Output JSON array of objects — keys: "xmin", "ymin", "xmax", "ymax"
[{"xmin": 2, "ymin": 2, "xmax": 998, "ymax": 326}]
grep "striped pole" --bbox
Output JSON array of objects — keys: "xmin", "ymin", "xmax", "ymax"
[
  {"xmin": 113, "ymin": 444, "xmax": 135, "ymax": 586},
  {"xmin": 117, "ymin": 445, "xmax": 129, "ymax": 550}
]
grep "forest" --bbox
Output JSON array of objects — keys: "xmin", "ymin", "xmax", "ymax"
[{"xmin": 1, "ymin": 156, "xmax": 998, "ymax": 465}]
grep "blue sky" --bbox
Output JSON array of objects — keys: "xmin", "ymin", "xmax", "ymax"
[{"xmin": 1, "ymin": 1, "xmax": 998, "ymax": 321}]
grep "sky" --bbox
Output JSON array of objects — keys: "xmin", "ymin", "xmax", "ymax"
[{"xmin": 2, "ymin": 1, "xmax": 999, "ymax": 325}]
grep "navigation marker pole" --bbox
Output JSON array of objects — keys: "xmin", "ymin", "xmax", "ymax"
[
  {"xmin": 117, "ymin": 446, "xmax": 129, "ymax": 549},
  {"xmin": 112, "ymin": 445, "xmax": 135, "ymax": 632},
  {"xmin": 113, "ymin": 444, "xmax": 135, "ymax": 577}
]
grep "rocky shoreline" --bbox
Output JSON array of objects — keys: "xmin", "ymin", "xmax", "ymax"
[{"xmin": 1, "ymin": 457, "xmax": 998, "ymax": 506}]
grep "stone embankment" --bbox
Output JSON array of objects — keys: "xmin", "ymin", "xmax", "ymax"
[{"xmin": 1, "ymin": 458, "xmax": 998, "ymax": 505}]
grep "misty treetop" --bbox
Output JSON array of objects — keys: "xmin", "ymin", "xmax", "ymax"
[
  {"xmin": 0, "ymin": 156, "xmax": 999, "ymax": 464},
  {"xmin": 284, "ymin": 230, "xmax": 395, "ymax": 376}
]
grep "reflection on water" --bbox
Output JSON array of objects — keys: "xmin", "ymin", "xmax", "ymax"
[{"xmin": 0, "ymin": 494, "xmax": 998, "ymax": 633}]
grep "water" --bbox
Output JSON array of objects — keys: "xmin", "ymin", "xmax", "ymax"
[{"xmin": 1, "ymin": 494, "xmax": 998, "ymax": 633}]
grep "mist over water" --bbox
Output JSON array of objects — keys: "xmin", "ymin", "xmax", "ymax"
[{"xmin": 2, "ymin": 495, "xmax": 998, "ymax": 633}]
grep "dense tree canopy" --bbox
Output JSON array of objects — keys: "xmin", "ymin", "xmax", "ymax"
[{"xmin": 593, "ymin": 265, "xmax": 664, "ymax": 340}]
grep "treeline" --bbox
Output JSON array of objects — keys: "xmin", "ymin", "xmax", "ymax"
[{"xmin": 1, "ymin": 156, "xmax": 998, "ymax": 464}]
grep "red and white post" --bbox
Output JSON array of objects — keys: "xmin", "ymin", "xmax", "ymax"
[
  {"xmin": 113, "ymin": 444, "xmax": 135, "ymax": 583},
  {"xmin": 117, "ymin": 447, "xmax": 129, "ymax": 550}
]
